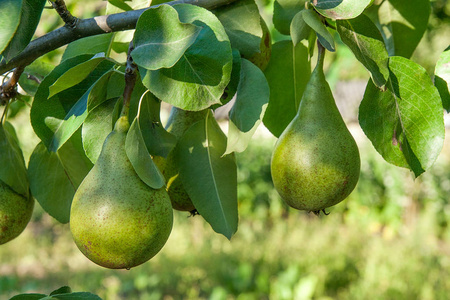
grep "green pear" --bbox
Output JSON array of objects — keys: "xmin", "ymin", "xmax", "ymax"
[
  {"xmin": 0, "ymin": 181, "xmax": 34, "ymax": 245},
  {"xmin": 271, "ymin": 48, "xmax": 360, "ymax": 213},
  {"xmin": 70, "ymin": 116, "xmax": 173, "ymax": 269},
  {"xmin": 156, "ymin": 107, "xmax": 208, "ymax": 212}
]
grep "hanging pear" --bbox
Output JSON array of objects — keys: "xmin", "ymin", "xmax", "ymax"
[
  {"xmin": 156, "ymin": 107, "xmax": 208, "ymax": 212},
  {"xmin": 0, "ymin": 122, "xmax": 34, "ymax": 245},
  {"xmin": 271, "ymin": 47, "xmax": 360, "ymax": 213},
  {"xmin": 70, "ymin": 116, "xmax": 173, "ymax": 269},
  {"xmin": 0, "ymin": 182, "xmax": 34, "ymax": 245}
]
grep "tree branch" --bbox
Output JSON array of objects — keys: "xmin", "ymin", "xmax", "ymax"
[
  {"xmin": 50, "ymin": 0, "xmax": 79, "ymax": 27},
  {"xmin": 0, "ymin": 0, "xmax": 238, "ymax": 75}
]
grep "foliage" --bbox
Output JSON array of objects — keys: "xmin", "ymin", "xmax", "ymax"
[{"xmin": 0, "ymin": 0, "xmax": 449, "ymax": 291}]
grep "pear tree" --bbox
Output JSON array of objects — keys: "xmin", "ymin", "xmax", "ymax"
[{"xmin": 0, "ymin": 0, "xmax": 448, "ymax": 279}]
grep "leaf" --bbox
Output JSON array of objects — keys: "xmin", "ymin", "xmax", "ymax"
[
  {"xmin": 337, "ymin": 14, "xmax": 389, "ymax": 88},
  {"xmin": 18, "ymin": 60, "xmax": 53, "ymax": 96},
  {"xmin": 48, "ymin": 292, "xmax": 102, "ymax": 300},
  {"xmin": 125, "ymin": 117, "xmax": 165, "ymax": 189},
  {"xmin": 290, "ymin": 10, "xmax": 311, "ymax": 46},
  {"xmin": 312, "ymin": 0, "xmax": 372, "ymax": 20},
  {"xmin": 9, "ymin": 294, "xmax": 47, "ymax": 300},
  {"xmin": 301, "ymin": 9, "xmax": 335, "ymax": 52},
  {"xmin": 132, "ymin": 5, "xmax": 202, "ymax": 70},
  {"xmin": 262, "ymin": 40, "xmax": 311, "ymax": 137},
  {"xmin": 214, "ymin": 0, "xmax": 263, "ymax": 58},
  {"xmin": 1, "ymin": 0, "xmax": 46, "ymax": 61},
  {"xmin": 225, "ymin": 59, "xmax": 269, "ymax": 154},
  {"xmin": 359, "ymin": 56, "xmax": 444, "ymax": 177},
  {"xmin": 273, "ymin": 0, "xmax": 306, "ymax": 35},
  {"xmin": 28, "ymin": 133, "xmax": 93, "ymax": 224},
  {"xmin": 50, "ymin": 287, "xmax": 72, "ymax": 296},
  {"xmin": 366, "ymin": 0, "xmax": 430, "ymax": 58},
  {"xmin": 62, "ymin": 33, "xmax": 114, "ymax": 62},
  {"xmin": 82, "ymin": 98, "xmax": 119, "ymax": 163},
  {"xmin": 435, "ymin": 47, "xmax": 450, "ymax": 111},
  {"xmin": 218, "ymin": 48, "xmax": 241, "ymax": 106},
  {"xmin": 31, "ymin": 55, "xmax": 115, "ymax": 150},
  {"xmin": 0, "ymin": 0, "xmax": 22, "ymax": 53},
  {"xmin": 0, "ymin": 122, "xmax": 29, "ymax": 197},
  {"xmin": 140, "ymin": 4, "xmax": 233, "ymax": 111},
  {"xmin": 176, "ymin": 111, "xmax": 238, "ymax": 239},
  {"xmin": 108, "ymin": 0, "xmax": 133, "ymax": 11},
  {"xmin": 138, "ymin": 92, "xmax": 176, "ymax": 158},
  {"xmin": 48, "ymin": 55, "xmax": 106, "ymax": 98}
]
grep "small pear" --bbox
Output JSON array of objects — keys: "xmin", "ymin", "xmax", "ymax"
[
  {"xmin": 271, "ymin": 48, "xmax": 360, "ymax": 213},
  {"xmin": 70, "ymin": 116, "xmax": 173, "ymax": 269},
  {"xmin": 157, "ymin": 107, "xmax": 208, "ymax": 212},
  {"xmin": 0, "ymin": 181, "xmax": 34, "ymax": 245}
]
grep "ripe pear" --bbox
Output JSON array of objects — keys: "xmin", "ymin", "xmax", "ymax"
[
  {"xmin": 70, "ymin": 116, "xmax": 173, "ymax": 269},
  {"xmin": 0, "ymin": 181, "xmax": 34, "ymax": 245},
  {"xmin": 271, "ymin": 49, "xmax": 360, "ymax": 213},
  {"xmin": 156, "ymin": 107, "xmax": 208, "ymax": 212}
]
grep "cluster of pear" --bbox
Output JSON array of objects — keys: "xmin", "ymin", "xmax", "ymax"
[{"xmin": 271, "ymin": 48, "xmax": 360, "ymax": 214}]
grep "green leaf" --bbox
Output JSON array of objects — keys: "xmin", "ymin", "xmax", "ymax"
[
  {"xmin": 31, "ymin": 55, "xmax": 115, "ymax": 150},
  {"xmin": 126, "ymin": 117, "xmax": 165, "ymax": 189},
  {"xmin": 218, "ymin": 48, "xmax": 241, "ymax": 106},
  {"xmin": 290, "ymin": 10, "xmax": 311, "ymax": 46},
  {"xmin": 18, "ymin": 60, "xmax": 53, "ymax": 96},
  {"xmin": 263, "ymin": 40, "xmax": 311, "ymax": 137},
  {"xmin": 359, "ymin": 56, "xmax": 444, "ymax": 177},
  {"xmin": 0, "ymin": 0, "xmax": 22, "ymax": 53},
  {"xmin": 312, "ymin": 0, "xmax": 371, "ymax": 20},
  {"xmin": 225, "ymin": 59, "xmax": 269, "ymax": 154},
  {"xmin": 366, "ymin": 0, "xmax": 430, "ymax": 58},
  {"xmin": 336, "ymin": 14, "xmax": 389, "ymax": 88},
  {"xmin": 140, "ymin": 4, "xmax": 233, "ymax": 111},
  {"xmin": 176, "ymin": 111, "xmax": 238, "ymax": 239},
  {"xmin": 138, "ymin": 92, "xmax": 176, "ymax": 158},
  {"xmin": 1, "ymin": 0, "xmax": 46, "ymax": 61},
  {"xmin": 133, "ymin": 5, "xmax": 202, "ymax": 70},
  {"xmin": 86, "ymin": 70, "xmax": 115, "ymax": 112},
  {"xmin": 82, "ymin": 98, "xmax": 119, "ymax": 163},
  {"xmin": 0, "ymin": 122, "xmax": 29, "ymax": 197},
  {"xmin": 62, "ymin": 33, "xmax": 114, "ymax": 62},
  {"xmin": 273, "ymin": 0, "xmax": 306, "ymax": 35},
  {"xmin": 108, "ymin": 0, "xmax": 133, "ymax": 11},
  {"xmin": 9, "ymin": 294, "xmax": 47, "ymax": 300},
  {"xmin": 28, "ymin": 133, "xmax": 93, "ymax": 223},
  {"xmin": 48, "ymin": 55, "xmax": 106, "ymax": 98},
  {"xmin": 50, "ymin": 287, "xmax": 72, "ymax": 296},
  {"xmin": 48, "ymin": 292, "xmax": 102, "ymax": 300},
  {"xmin": 301, "ymin": 9, "xmax": 335, "ymax": 52},
  {"xmin": 214, "ymin": 0, "xmax": 263, "ymax": 59},
  {"xmin": 435, "ymin": 47, "xmax": 450, "ymax": 111}
]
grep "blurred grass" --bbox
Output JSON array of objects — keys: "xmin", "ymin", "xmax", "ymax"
[{"xmin": 1, "ymin": 123, "xmax": 450, "ymax": 299}]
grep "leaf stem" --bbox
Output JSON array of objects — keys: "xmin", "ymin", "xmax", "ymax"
[{"xmin": 0, "ymin": 66, "xmax": 25, "ymax": 106}]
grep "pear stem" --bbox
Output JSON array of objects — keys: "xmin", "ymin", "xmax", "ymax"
[
  {"xmin": 120, "ymin": 42, "xmax": 137, "ymax": 119},
  {"xmin": 316, "ymin": 40, "xmax": 326, "ymax": 68}
]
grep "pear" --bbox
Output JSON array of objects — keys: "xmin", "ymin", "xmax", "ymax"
[
  {"xmin": 271, "ymin": 48, "xmax": 360, "ymax": 213},
  {"xmin": 157, "ymin": 107, "xmax": 208, "ymax": 212},
  {"xmin": 0, "ymin": 181, "xmax": 34, "ymax": 245},
  {"xmin": 70, "ymin": 116, "xmax": 173, "ymax": 269}
]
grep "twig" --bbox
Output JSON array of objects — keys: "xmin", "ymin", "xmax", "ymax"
[
  {"xmin": 50, "ymin": 0, "xmax": 78, "ymax": 27},
  {"xmin": 120, "ymin": 42, "xmax": 137, "ymax": 118},
  {"xmin": 0, "ymin": 0, "xmax": 238, "ymax": 75},
  {"xmin": 0, "ymin": 66, "xmax": 25, "ymax": 104}
]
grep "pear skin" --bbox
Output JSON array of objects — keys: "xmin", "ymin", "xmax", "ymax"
[
  {"xmin": 271, "ymin": 49, "xmax": 360, "ymax": 212},
  {"xmin": 70, "ymin": 117, "xmax": 173, "ymax": 269},
  {"xmin": 0, "ymin": 181, "xmax": 34, "ymax": 245}
]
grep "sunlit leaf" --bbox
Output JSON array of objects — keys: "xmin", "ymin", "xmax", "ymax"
[
  {"xmin": 301, "ymin": 9, "xmax": 335, "ymax": 52},
  {"xmin": 312, "ymin": 0, "xmax": 371, "ymax": 20},
  {"xmin": 0, "ymin": 0, "xmax": 22, "ymax": 53}
]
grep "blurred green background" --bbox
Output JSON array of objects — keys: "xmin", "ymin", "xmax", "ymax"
[{"xmin": 2, "ymin": 0, "xmax": 450, "ymax": 299}]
